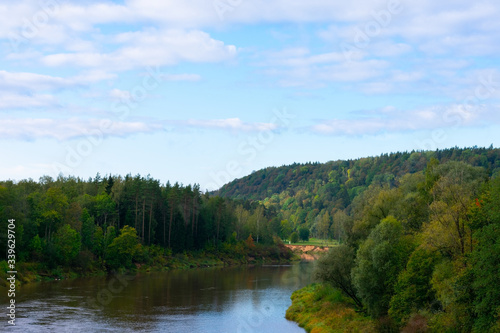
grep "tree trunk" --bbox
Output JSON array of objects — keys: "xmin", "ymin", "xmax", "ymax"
[
  {"xmin": 135, "ymin": 195, "xmax": 138, "ymax": 232},
  {"xmin": 163, "ymin": 209, "xmax": 166, "ymax": 247},
  {"xmin": 142, "ymin": 198, "xmax": 145, "ymax": 243},
  {"xmin": 149, "ymin": 200, "xmax": 153, "ymax": 245},
  {"xmin": 168, "ymin": 206, "xmax": 174, "ymax": 248}
]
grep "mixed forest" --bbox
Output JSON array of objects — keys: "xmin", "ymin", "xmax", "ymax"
[
  {"xmin": 1, "ymin": 146, "xmax": 500, "ymax": 331},
  {"xmin": 217, "ymin": 146, "xmax": 500, "ymax": 332},
  {"xmin": 0, "ymin": 174, "xmax": 291, "ymax": 281}
]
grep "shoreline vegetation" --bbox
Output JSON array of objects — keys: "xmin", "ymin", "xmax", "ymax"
[
  {"xmin": 272, "ymin": 148, "xmax": 500, "ymax": 332},
  {"xmin": 0, "ymin": 173, "xmax": 303, "ymax": 289},
  {"xmin": 286, "ymin": 283, "xmax": 376, "ymax": 333},
  {"xmin": 2, "ymin": 147, "xmax": 500, "ymax": 331},
  {"xmin": 0, "ymin": 240, "xmax": 297, "ymax": 287}
]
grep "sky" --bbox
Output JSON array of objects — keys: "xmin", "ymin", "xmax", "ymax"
[{"xmin": 1, "ymin": 0, "xmax": 499, "ymax": 191}]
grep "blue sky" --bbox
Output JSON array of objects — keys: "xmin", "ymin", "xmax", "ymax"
[{"xmin": 1, "ymin": 0, "xmax": 499, "ymax": 190}]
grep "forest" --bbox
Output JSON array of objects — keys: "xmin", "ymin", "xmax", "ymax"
[
  {"xmin": 218, "ymin": 146, "xmax": 500, "ymax": 243},
  {"xmin": 276, "ymin": 148, "xmax": 500, "ymax": 332},
  {"xmin": 0, "ymin": 174, "xmax": 290, "ymax": 280},
  {"xmin": 1, "ymin": 146, "xmax": 499, "ymax": 331}
]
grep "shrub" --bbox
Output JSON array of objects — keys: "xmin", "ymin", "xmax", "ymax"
[{"xmin": 106, "ymin": 225, "xmax": 141, "ymax": 270}]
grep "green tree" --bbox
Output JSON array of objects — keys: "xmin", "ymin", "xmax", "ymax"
[
  {"xmin": 53, "ymin": 224, "xmax": 81, "ymax": 266},
  {"xmin": 80, "ymin": 208, "xmax": 95, "ymax": 250},
  {"xmin": 352, "ymin": 216, "xmax": 414, "ymax": 317},
  {"xmin": 29, "ymin": 234, "xmax": 43, "ymax": 261},
  {"xmin": 106, "ymin": 225, "xmax": 141, "ymax": 269},
  {"xmin": 314, "ymin": 244, "xmax": 363, "ymax": 307},
  {"xmin": 290, "ymin": 232, "xmax": 299, "ymax": 243},
  {"xmin": 94, "ymin": 192, "xmax": 116, "ymax": 226},
  {"xmin": 388, "ymin": 247, "xmax": 440, "ymax": 325},
  {"xmin": 280, "ymin": 219, "xmax": 292, "ymax": 241},
  {"xmin": 469, "ymin": 177, "xmax": 500, "ymax": 331},
  {"xmin": 92, "ymin": 226, "xmax": 104, "ymax": 258},
  {"xmin": 332, "ymin": 210, "xmax": 351, "ymax": 244},
  {"xmin": 423, "ymin": 161, "xmax": 486, "ymax": 258},
  {"xmin": 298, "ymin": 226, "xmax": 310, "ymax": 242},
  {"xmin": 318, "ymin": 211, "xmax": 331, "ymax": 240},
  {"xmin": 34, "ymin": 188, "xmax": 69, "ymax": 241}
]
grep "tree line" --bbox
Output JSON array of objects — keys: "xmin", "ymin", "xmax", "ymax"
[
  {"xmin": 218, "ymin": 146, "xmax": 500, "ymax": 243},
  {"xmin": 0, "ymin": 174, "xmax": 284, "ymax": 272},
  {"xmin": 314, "ymin": 159, "xmax": 500, "ymax": 331}
]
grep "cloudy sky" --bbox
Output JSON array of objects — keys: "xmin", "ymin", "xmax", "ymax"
[{"xmin": 1, "ymin": 0, "xmax": 499, "ymax": 190}]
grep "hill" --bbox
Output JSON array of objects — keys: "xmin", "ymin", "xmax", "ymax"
[
  {"xmin": 216, "ymin": 146, "xmax": 500, "ymax": 239},
  {"xmin": 218, "ymin": 146, "xmax": 499, "ymax": 202},
  {"xmin": 216, "ymin": 146, "xmax": 500, "ymax": 331}
]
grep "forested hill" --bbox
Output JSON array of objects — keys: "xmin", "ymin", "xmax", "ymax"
[
  {"xmin": 217, "ymin": 147, "xmax": 500, "ymax": 204},
  {"xmin": 217, "ymin": 146, "xmax": 500, "ymax": 331}
]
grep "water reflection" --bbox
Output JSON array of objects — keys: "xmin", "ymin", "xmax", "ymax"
[{"xmin": 1, "ymin": 263, "xmax": 313, "ymax": 332}]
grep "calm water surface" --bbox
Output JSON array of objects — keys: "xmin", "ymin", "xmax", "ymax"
[{"xmin": 2, "ymin": 262, "xmax": 313, "ymax": 332}]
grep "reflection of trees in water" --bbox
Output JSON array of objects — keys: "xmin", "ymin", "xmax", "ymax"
[
  {"xmin": 16, "ymin": 264, "xmax": 313, "ymax": 332},
  {"xmin": 86, "ymin": 264, "xmax": 313, "ymax": 317}
]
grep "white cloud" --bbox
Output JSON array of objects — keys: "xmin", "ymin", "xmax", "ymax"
[
  {"xmin": 0, "ymin": 118, "xmax": 164, "ymax": 140},
  {"xmin": 0, "ymin": 70, "xmax": 76, "ymax": 91},
  {"xmin": 1, "ymin": 1, "xmax": 499, "ymax": 36},
  {"xmin": 369, "ymin": 42, "xmax": 413, "ymax": 57},
  {"xmin": 160, "ymin": 73, "xmax": 201, "ymax": 82},
  {"xmin": 0, "ymin": 69, "xmax": 117, "ymax": 96},
  {"xmin": 109, "ymin": 89, "xmax": 131, "ymax": 101},
  {"xmin": 359, "ymin": 82, "xmax": 393, "ymax": 94},
  {"xmin": 0, "ymin": 92, "xmax": 57, "ymax": 109},
  {"xmin": 183, "ymin": 118, "xmax": 278, "ymax": 132},
  {"xmin": 310, "ymin": 104, "xmax": 498, "ymax": 136},
  {"xmin": 73, "ymin": 70, "xmax": 117, "ymax": 83},
  {"xmin": 260, "ymin": 49, "xmax": 388, "ymax": 87},
  {"xmin": 41, "ymin": 29, "xmax": 237, "ymax": 71},
  {"xmin": 391, "ymin": 70, "xmax": 424, "ymax": 83}
]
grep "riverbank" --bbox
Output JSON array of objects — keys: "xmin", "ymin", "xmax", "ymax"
[
  {"xmin": 0, "ymin": 242, "xmax": 298, "ymax": 287},
  {"xmin": 284, "ymin": 244, "xmax": 330, "ymax": 261},
  {"xmin": 286, "ymin": 283, "xmax": 376, "ymax": 333}
]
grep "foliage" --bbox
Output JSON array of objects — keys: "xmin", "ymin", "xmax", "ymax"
[
  {"xmin": 0, "ymin": 173, "xmax": 279, "ymax": 270},
  {"xmin": 218, "ymin": 147, "xmax": 500, "ymax": 241},
  {"xmin": 388, "ymin": 247, "xmax": 440, "ymax": 326},
  {"xmin": 106, "ymin": 225, "xmax": 141, "ymax": 269},
  {"xmin": 2, "ymin": 147, "xmax": 500, "ymax": 332},
  {"xmin": 286, "ymin": 284, "xmax": 376, "ymax": 333},
  {"xmin": 299, "ymin": 226, "xmax": 310, "ymax": 242},
  {"xmin": 290, "ymin": 232, "xmax": 299, "ymax": 243},
  {"xmin": 52, "ymin": 224, "xmax": 81, "ymax": 266},
  {"xmin": 314, "ymin": 244, "xmax": 362, "ymax": 308},
  {"xmin": 469, "ymin": 177, "xmax": 500, "ymax": 332},
  {"xmin": 352, "ymin": 216, "xmax": 415, "ymax": 317},
  {"xmin": 245, "ymin": 234, "xmax": 255, "ymax": 248}
]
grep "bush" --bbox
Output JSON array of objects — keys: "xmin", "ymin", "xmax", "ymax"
[
  {"xmin": 314, "ymin": 244, "xmax": 362, "ymax": 308},
  {"xmin": 352, "ymin": 216, "xmax": 415, "ymax": 317},
  {"xmin": 74, "ymin": 250, "xmax": 95, "ymax": 272},
  {"xmin": 389, "ymin": 247, "xmax": 440, "ymax": 325},
  {"xmin": 53, "ymin": 224, "xmax": 81, "ymax": 266},
  {"xmin": 106, "ymin": 225, "xmax": 141, "ymax": 270},
  {"xmin": 299, "ymin": 227, "xmax": 310, "ymax": 242}
]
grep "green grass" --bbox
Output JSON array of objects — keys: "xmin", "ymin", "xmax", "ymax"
[
  {"xmin": 286, "ymin": 283, "xmax": 376, "ymax": 333},
  {"xmin": 287, "ymin": 238, "xmax": 338, "ymax": 247}
]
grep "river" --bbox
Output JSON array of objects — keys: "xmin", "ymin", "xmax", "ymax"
[{"xmin": 1, "ymin": 262, "xmax": 313, "ymax": 332}]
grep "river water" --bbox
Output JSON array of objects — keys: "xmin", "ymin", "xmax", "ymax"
[{"xmin": 2, "ymin": 262, "xmax": 314, "ymax": 332}]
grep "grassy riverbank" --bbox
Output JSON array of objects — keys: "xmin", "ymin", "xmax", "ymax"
[
  {"xmin": 286, "ymin": 283, "xmax": 376, "ymax": 333},
  {"xmin": 0, "ymin": 241, "xmax": 297, "ymax": 287},
  {"xmin": 288, "ymin": 238, "xmax": 338, "ymax": 247}
]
